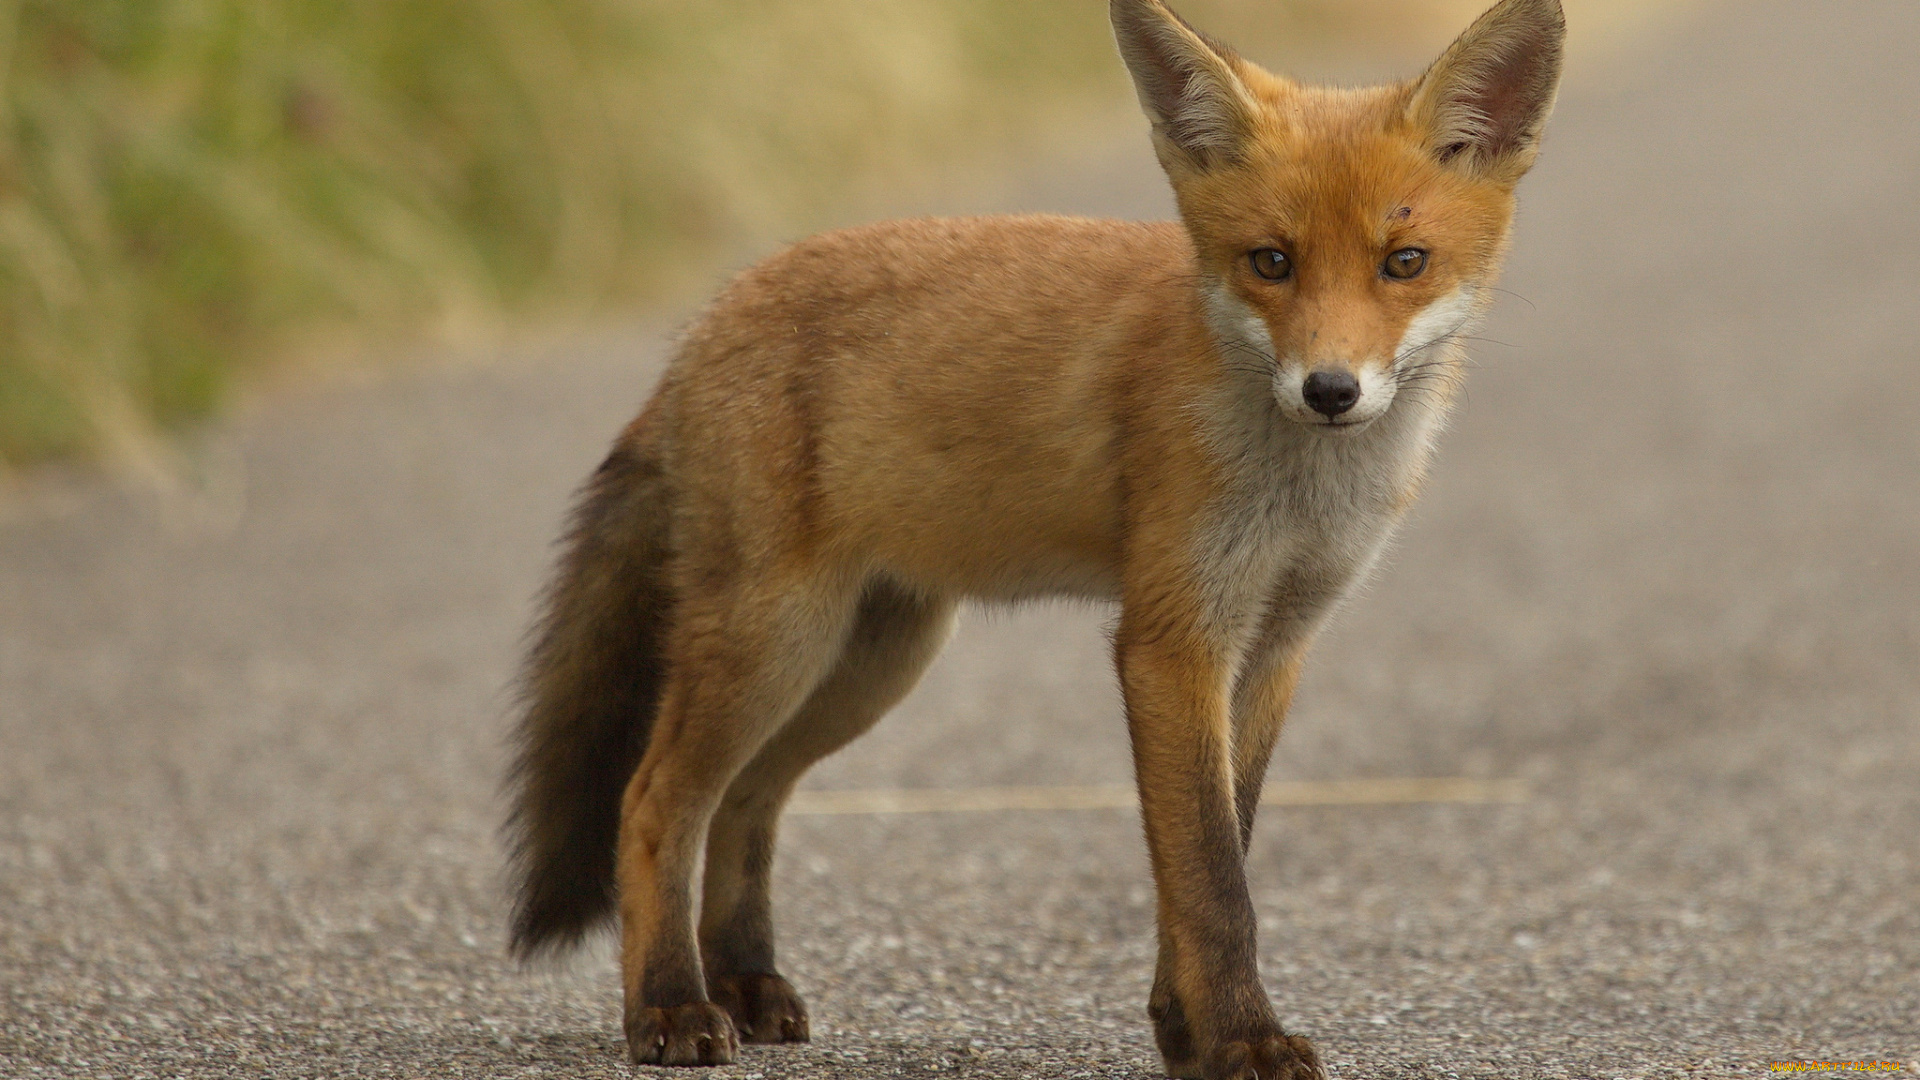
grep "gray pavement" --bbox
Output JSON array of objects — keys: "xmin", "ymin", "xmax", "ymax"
[{"xmin": 4, "ymin": 0, "xmax": 1918, "ymax": 1076}]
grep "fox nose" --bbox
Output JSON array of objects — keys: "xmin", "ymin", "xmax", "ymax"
[{"xmin": 1302, "ymin": 370, "xmax": 1360, "ymax": 417}]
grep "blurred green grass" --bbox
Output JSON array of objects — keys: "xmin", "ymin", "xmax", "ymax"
[
  {"xmin": 0, "ymin": 0, "xmax": 1141, "ymax": 468},
  {"xmin": 0, "ymin": 0, "xmax": 1654, "ymax": 470}
]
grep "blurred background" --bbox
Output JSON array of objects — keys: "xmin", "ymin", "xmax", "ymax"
[
  {"xmin": 4, "ymin": 1, "xmax": 1916, "ymax": 1077},
  {"xmin": 0, "ymin": 0, "xmax": 1667, "ymax": 478}
]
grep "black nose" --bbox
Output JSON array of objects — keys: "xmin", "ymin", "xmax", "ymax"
[{"xmin": 1302, "ymin": 370, "xmax": 1360, "ymax": 417}]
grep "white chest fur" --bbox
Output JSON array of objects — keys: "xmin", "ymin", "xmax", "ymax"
[{"xmin": 1189, "ymin": 372, "xmax": 1451, "ymax": 669}]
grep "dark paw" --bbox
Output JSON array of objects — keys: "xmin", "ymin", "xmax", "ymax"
[
  {"xmin": 709, "ymin": 972, "xmax": 810, "ymax": 1044},
  {"xmin": 626, "ymin": 1001, "xmax": 739, "ymax": 1066},
  {"xmin": 1204, "ymin": 1032, "xmax": 1325, "ymax": 1080},
  {"xmin": 1148, "ymin": 986, "xmax": 1203, "ymax": 1078}
]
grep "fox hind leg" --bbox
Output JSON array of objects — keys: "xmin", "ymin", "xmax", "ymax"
[
  {"xmin": 616, "ymin": 566, "xmax": 863, "ymax": 1065},
  {"xmin": 700, "ymin": 581, "xmax": 957, "ymax": 1043}
]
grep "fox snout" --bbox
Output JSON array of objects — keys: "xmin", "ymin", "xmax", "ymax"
[
  {"xmin": 1274, "ymin": 359, "xmax": 1397, "ymax": 431},
  {"xmin": 1301, "ymin": 370, "xmax": 1360, "ymax": 418}
]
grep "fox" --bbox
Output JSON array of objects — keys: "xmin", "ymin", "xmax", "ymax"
[{"xmin": 504, "ymin": 0, "xmax": 1563, "ymax": 1077}]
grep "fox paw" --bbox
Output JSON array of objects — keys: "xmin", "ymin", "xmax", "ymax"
[
  {"xmin": 626, "ymin": 1001, "xmax": 739, "ymax": 1066},
  {"xmin": 1149, "ymin": 986, "xmax": 1203, "ymax": 1078},
  {"xmin": 708, "ymin": 972, "xmax": 810, "ymax": 1044},
  {"xmin": 1203, "ymin": 1032, "xmax": 1325, "ymax": 1080}
]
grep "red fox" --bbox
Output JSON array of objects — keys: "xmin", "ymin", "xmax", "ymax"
[{"xmin": 505, "ymin": 1, "xmax": 1563, "ymax": 1076}]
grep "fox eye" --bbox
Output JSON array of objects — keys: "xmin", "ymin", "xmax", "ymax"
[
  {"xmin": 1249, "ymin": 248, "xmax": 1292, "ymax": 281},
  {"xmin": 1384, "ymin": 248, "xmax": 1428, "ymax": 279}
]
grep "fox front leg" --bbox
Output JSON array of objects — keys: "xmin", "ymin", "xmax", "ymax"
[{"xmin": 1117, "ymin": 605, "xmax": 1325, "ymax": 1080}]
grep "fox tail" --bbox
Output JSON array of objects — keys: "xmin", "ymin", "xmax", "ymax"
[{"xmin": 504, "ymin": 411, "xmax": 673, "ymax": 959}]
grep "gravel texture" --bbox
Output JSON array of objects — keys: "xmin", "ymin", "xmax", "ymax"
[{"xmin": 3, "ymin": 0, "xmax": 1917, "ymax": 1076}]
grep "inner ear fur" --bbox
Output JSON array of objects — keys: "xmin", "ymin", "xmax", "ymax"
[
  {"xmin": 1110, "ymin": 0, "xmax": 1259, "ymax": 171},
  {"xmin": 1408, "ymin": 0, "xmax": 1566, "ymax": 181}
]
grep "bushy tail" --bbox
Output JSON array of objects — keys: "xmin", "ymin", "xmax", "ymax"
[{"xmin": 505, "ymin": 409, "xmax": 673, "ymax": 960}]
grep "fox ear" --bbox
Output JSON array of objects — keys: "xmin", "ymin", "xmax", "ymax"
[
  {"xmin": 1409, "ymin": 0, "xmax": 1565, "ymax": 179},
  {"xmin": 1111, "ymin": 0, "xmax": 1257, "ymax": 171}
]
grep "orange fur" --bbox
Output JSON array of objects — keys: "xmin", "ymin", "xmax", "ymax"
[{"xmin": 504, "ymin": 1, "xmax": 1563, "ymax": 1076}]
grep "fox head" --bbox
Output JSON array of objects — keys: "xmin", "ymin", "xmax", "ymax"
[{"xmin": 1113, "ymin": 0, "xmax": 1564, "ymax": 433}]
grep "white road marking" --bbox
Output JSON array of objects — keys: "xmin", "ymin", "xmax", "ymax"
[{"xmin": 786, "ymin": 777, "xmax": 1528, "ymax": 815}]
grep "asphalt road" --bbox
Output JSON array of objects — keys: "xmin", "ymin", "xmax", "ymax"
[{"xmin": 3, "ymin": 1, "xmax": 1917, "ymax": 1077}]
